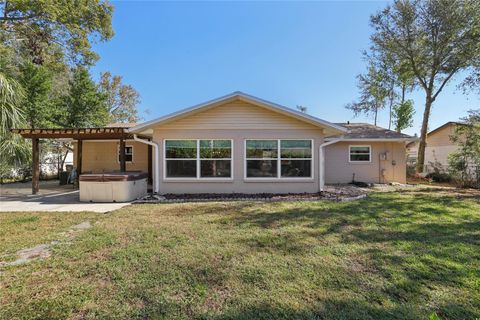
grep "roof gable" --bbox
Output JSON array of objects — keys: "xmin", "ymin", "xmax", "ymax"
[{"xmin": 129, "ymin": 92, "xmax": 347, "ymax": 135}]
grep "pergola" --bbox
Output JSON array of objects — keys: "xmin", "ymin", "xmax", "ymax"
[{"xmin": 11, "ymin": 127, "xmax": 152, "ymax": 194}]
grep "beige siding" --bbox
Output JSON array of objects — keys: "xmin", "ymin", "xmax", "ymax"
[
  {"xmin": 427, "ymin": 125, "xmax": 455, "ymax": 147},
  {"xmin": 160, "ymin": 100, "xmax": 321, "ymax": 130},
  {"xmin": 73, "ymin": 140, "xmax": 148, "ymax": 173},
  {"xmin": 153, "ymin": 129, "xmax": 324, "ymax": 194},
  {"xmin": 324, "ymin": 142, "xmax": 407, "ymax": 184},
  {"xmin": 424, "ymin": 124, "xmax": 458, "ymax": 168}
]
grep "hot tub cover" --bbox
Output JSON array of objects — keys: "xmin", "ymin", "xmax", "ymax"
[{"xmin": 79, "ymin": 172, "xmax": 148, "ymax": 182}]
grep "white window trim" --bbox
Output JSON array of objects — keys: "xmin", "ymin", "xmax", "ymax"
[
  {"xmin": 244, "ymin": 139, "xmax": 314, "ymax": 181},
  {"xmin": 163, "ymin": 139, "xmax": 234, "ymax": 181},
  {"xmin": 117, "ymin": 144, "xmax": 134, "ymax": 163},
  {"xmin": 348, "ymin": 145, "xmax": 372, "ymax": 163}
]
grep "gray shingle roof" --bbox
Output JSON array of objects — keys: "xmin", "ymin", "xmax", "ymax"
[{"xmin": 333, "ymin": 123, "xmax": 415, "ymax": 140}]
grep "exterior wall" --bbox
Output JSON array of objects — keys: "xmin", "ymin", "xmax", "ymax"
[
  {"xmin": 153, "ymin": 128, "xmax": 324, "ymax": 194},
  {"xmin": 424, "ymin": 124, "xmax": 458, "ymax": 169},
  {"xmin": 73, "ymin": 140, "xmax": 148, "ymax": 173},
  {"xmin": 151, "ymin": 99, "xmax": 326, "ymax": 194},
  {"xmin": 324, "ymin": 141, "xmax": 407, "ymax": 184}
]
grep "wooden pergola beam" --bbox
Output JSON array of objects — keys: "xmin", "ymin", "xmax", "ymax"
[{"xmin": 10, "ymin": 127, "xmax": 151, "ymax": 194}]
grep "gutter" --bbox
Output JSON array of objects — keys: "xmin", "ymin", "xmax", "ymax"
[
  {"xmin": 133, "ymin": 134, "xmax": 160, "ymax": 194},
  {"xmin": 319, "ymin": 139, "xmax": 342, "ymax": 192}
]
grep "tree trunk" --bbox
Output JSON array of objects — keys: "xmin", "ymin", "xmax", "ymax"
[
  {"xmin": 416, "ymin": 93, "xmax": 433, "ymax": 173},
  {"xmin": 374, "ymin": 106, "xmax": 378, "ymax": 126}
]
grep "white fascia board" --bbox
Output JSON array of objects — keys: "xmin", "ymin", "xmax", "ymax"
[{"xmin": 324, "ymin": 138, "xmax": 418, "ymax": 142}]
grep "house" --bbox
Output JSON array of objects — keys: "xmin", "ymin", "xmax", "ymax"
[
  {"xmin": 406, "ymin": 121, "xmax": 462, "ymax": 172},
  {"xmin": 13, "ymin": 92, "xmax": 416, "ymax": 195},
  {"xmin": 69, "ymin": 92, "xmax": 415, "ymax": 194}
]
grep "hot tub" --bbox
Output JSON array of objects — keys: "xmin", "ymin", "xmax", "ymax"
[{"xmin": 79, "ymin": 172, "xmax": 148, "ymax": 202}]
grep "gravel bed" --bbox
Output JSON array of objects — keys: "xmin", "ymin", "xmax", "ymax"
[{"xmin": 134, "ymin": 185, "xmax": 369, "ymax": 204}]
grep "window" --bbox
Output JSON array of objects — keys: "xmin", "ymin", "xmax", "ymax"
[
  {"xmin": 118, "ymin": 145, "xmax": 133, "ymax": 162},
  {"xmin": 245, "ymin": 139, "xmax": 312, "ymax": 178},
  {"xmin": 200, "ymin": 140, "xmax": 232, "ymax": 178},
  {"xmin": 165, "ymin": 139, "xmax": 232, "ymax": 179},
  {"xmin": 349, "ymin": 145, "xmax": 371, "ymax": 162}
]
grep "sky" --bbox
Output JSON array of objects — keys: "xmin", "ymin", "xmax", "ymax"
[{"xmin": 91, "ymin": 1, "xmax": 479, "ymax": 136}]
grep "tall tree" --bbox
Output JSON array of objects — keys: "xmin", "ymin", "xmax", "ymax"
[
  {"xmin": 346, "ymin": 62, "xmax": 390, "ymax": 126},
  {"xmin": 58, "ymin": 66, "xmax": 108, "ymax": 127},
  {"xmin": 0, "ymin": 0, "xmax": 114, "ymax": 65},
  {"xmin": 98, "ymin": 71, "xmax": 140, "ymax": 123},
  {"xmin": 369, "ymin": 0, "xmax": 480, "ymax": 172},
  {"xmin": 19, "ymin": 61, "xmax": 53, "ymax": 128}
]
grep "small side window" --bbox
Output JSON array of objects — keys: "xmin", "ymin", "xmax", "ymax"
[{"xmin": 349, "ymin": 146, "xmax": 370, "ymax": 162}]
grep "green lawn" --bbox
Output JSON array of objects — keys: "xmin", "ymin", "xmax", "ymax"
[{"xmin": 1, "ymin": 188, "xmax": 479, "ymax": 319}]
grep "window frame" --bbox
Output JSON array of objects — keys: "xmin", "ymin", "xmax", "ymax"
[
  {"xmin": 117, "ymin": 144, "xmax": 134, "ymax": 163},
  {"xmin": 163, "ymin": 139, "xmax": 234, "ymax": 181},
  {"xmin": 348, "ymin": 145, "xmax": 372, "ymax": 163},
  {"xmin": 244, "ymin": 139, "xmax": 314, "ymax": 180}
]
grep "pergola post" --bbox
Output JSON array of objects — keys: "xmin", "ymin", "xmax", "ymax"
[
  {"xmin": 32, "ymin": 138, "xmax": 40, "ymax": 194},
  {"xmin": 119, "ymin": 137, "xmax": 126, "ymax": 172},
  {"xmin": 77, "ymin": 140, "xmax": 83, "ymax": 174}
]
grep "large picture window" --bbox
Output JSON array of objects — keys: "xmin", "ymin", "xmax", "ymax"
[
  {"xmin": 349, "ymin": 145, "xmax": 371, "ymax": 162},
  {"xmin": 245, "ymin": 139, "xmax": 312, "ymax": 179},
  {"xmin": 165, "ymin": 139, "xmax": 232, "ymax": 179}
]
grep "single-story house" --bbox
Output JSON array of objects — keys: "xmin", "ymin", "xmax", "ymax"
[
  {"xmin": 13, "ymin": 92, "xmax": 417, "ymax": 195},
  {"xmin": 67, "ymin": 92, "xmax": 415, "ymax": 194},
  {"xmin": 406, "ymin": 121, "xmax": 462, "ymax": 172}
]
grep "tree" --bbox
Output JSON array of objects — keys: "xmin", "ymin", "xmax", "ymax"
[
  {"xmin": 369, "ymin": 0, "xmax": 480, "ymax": 173},
  {"xmin": 0, "ymin": 0, "xmax": 114, "ymax": 65},
  {"xmin": 346, "ymin": 62, "xmax": 390, "ymax": 126},
  {"xmin": 0, "ymin": 71, "xmax": 23, "ymax": 134},
  {"xmin": 19, "ymin": 61, "xmax": 53, "ymax": 128},
  {"xmin": 448, "ymin": 109, "xmax": 480, "ymax": 188},
  {"xmin": 392, "ymin": 100, "xmax": 415, "ymax": 132},
  {"xmin": 0, "ymin": 70, "xmax": 30, "ymax": 179},
  {"xmin": 296, "ymin": 105, "xmax": 307, "ymax": 113},
  {"xmin": 98, "ymin": 71, "xmax": 140, "ymax": 123},
  {"xmin": 58, "ymin": 66, "xmax": 108, "ymax": 127}
]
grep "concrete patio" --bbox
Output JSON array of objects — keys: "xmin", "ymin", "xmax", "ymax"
[{"xmin": 0, "ymin": 180, "xmax": 130, "ymax": 213}]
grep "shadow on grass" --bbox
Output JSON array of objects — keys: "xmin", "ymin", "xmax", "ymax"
[
  {"xmin": 217, "ymin": 192, "xmax": 480, "ymax": 317},
  {"xmin": 196, "ymin": 298, "xmax": 479, "ymax": 320}
]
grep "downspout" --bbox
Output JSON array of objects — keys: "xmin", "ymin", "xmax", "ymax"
[
  {"xmin": 319, "ymin": 139, "xmax": 342, "ymax": 192},
  {"xmin": 133, "ymin": 134, "xmax": 160, "ymax": 194}
]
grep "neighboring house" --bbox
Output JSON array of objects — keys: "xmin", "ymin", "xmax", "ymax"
[
  {"xmin": 71, "ymin": 92, "xmax": 415, "ymax": 194},
  {"xmin": 407, "ymin": 122, "xmax": 462, "ymax": 172}
]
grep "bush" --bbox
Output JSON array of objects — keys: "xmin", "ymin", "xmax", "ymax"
[
  {"xmin": 426, "ymin": 161, "xmax": 451, "ymax": 183},
  {"xmin": 448, "ymin": 153, "xmax": 479, "ymax": 188}
]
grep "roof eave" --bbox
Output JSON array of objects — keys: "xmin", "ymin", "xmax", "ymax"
[{"xmin": 324, "ymin": 137, "xmax": 418, "ymax": 142}]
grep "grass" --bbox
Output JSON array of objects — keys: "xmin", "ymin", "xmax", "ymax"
[{"xmin": 0, "ymin": 188, "xmax": 479, "ymax": 319}]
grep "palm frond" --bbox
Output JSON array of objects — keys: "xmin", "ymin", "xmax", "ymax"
[{"xmin": 0, "ymin": 72, "xmax": 25, "ymax": 135}]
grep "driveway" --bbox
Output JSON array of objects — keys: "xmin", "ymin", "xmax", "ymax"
[{"xmin": 0, "ymin": 180, "xmax": 130, "ymax": 213}]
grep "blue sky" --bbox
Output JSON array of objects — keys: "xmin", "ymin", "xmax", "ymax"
[{"xmin": 91, "ymin": 1, "xmax": 479, "ymax": 135}]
